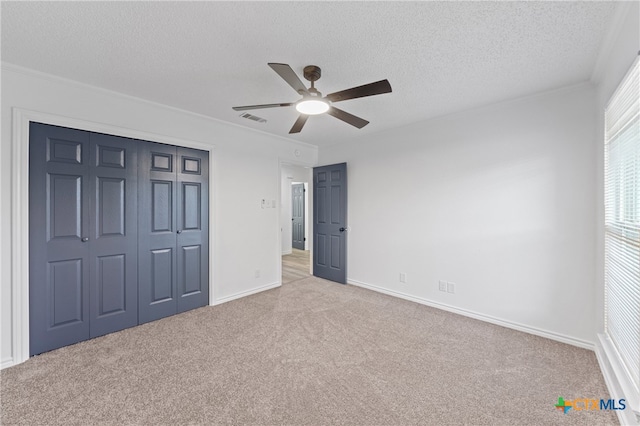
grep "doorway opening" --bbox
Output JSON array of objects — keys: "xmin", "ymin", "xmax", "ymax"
[
  {"xmin": 282, "ymin": 246, "xmax": 311, "ymax": 284},
  {"xmin": 281, "ymin": 165, "xmax": 312, "ymax": 284}
]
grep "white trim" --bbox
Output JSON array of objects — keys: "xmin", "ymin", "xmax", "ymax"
[
  {"xmin": 0, "ymin": 358, "xmax": 14, "ymax": 370},
  {"xmin": 348, "ymin": 278, "xmax": 595, "ymax": 350},
  {"xmin": 11, "ymin": 109, "xmax": 30, "ymax": 368},
  {"xmin": 7, "ymin": 108, "xmax": 216, "ymax": 370},
  {"xmin": 278, "ymin": 160, "xmax": 314, "ymax": 275},
  {"xmin": 213, "ymin": 282, "xmax": 280, "ymax": 306},
  {"xmin": 591, "ymin": 2, "xmax": 634, "ymax": 84},
  {"xmin": 277, "ymin": 159, "xmax": 283, "ymax": 285},
  {"xmin": 596, "ymin": 334, "xmax": 640, "ymax": 425},
  {"xmin": 1, "ymin": 62, "xmax": 317, "ymax": 151}
]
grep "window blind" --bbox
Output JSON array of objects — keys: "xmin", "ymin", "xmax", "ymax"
[{"xmin": 605, "ymin": 55, "xmax": 640, "ymax": 393}]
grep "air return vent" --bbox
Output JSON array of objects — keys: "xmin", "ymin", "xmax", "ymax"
[{"xmin": 239, "ymin": 113, "xmax": 266, "ymax": 123}]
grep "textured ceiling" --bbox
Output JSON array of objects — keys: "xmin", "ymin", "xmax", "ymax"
[{"xmin": 2, "ymin": 1, "xmax": 617, "ymax": 147}]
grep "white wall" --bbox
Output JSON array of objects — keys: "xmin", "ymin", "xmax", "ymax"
[
  {"xmin": 280, "ymin": 164, "xmax": 312, "ymax": 254},
  {"xmin": 0, "ymin": 65, "xmax": 318, "ymax": 367},
  {"xmin": 319, "ymin": 83, "xmax": 598, "ymax": 346}
]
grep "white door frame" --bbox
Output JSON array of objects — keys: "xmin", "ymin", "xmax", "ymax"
[
  {"xmin": 278, "ymin": 162, "xmax": 313, "ymax": 276},
  {"xmin": 9, "ymin": 108, "xmax": 215, "ymax": 368}
]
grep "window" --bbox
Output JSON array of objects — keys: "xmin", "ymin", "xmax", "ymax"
[{"xmin": 604, "ymin": 55, "xmax": 640, "ymax": 405}]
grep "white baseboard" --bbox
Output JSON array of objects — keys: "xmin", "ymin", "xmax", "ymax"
[
  {"xmin": 1, "ymin": 358, "xmax": 15, "ymax": 370},
  {"xmin": 282, "ymin": 250, "xmax": 292, "ymax": 256},
  {"xmin": 213, "ymin": 282, "xmax": 281, "ymax": 306},
  {"xmin": 596, "ymin": 334, "xmax": 640, "ymax": 425},
  {"xmin": 348, "ymin": 279, "xmax": 595, "ymax": 350}
]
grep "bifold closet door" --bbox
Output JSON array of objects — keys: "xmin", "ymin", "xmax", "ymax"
[
  {"xmin": 30, "ymin": 124, "xmax": 91, "ymax": 355},
  {"xmin": 138, "ymin": 141, "xmax": 209, "ymax": 324},
  {"xmin": 29, "ymin": 123, "xmax": 138, "ymax": 355},
  {"xmin": 88, "ymin": 133, "xmax": 138, "ymax": 338},
  {"xmin": 176, "ymin": 146, "xmax": 209, "ymax": 313}
]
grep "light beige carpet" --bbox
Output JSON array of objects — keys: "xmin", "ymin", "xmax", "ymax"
[{"xmin": 1, "ymin": 277, "xmax": 617, "ymax": 425}]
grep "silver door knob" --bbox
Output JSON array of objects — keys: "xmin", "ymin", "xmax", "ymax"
[
  {"xmin": 81, "ymin": 237, "xmax": 89, "ymax": 242},
  {"xmin": 177, "ymin": 230, "xmax": 182, "ymax": 234}
]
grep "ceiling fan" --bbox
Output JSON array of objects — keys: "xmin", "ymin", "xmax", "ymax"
[{"xmin": 233, "ymin": 63, "xmax": 392, "ymax": 134}]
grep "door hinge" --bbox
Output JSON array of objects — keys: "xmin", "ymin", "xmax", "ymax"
[
  {"xmin": 303, "ymin": 188, "xmax": 306, "ymax": 192},
  {"xmin": 304, "ymin": 237, "xmax": 306, "ymax": 241}
]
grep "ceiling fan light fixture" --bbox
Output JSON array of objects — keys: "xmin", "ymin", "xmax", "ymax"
[
  {"xmin": 232, "ymin": 63, "xmax": 392, "ymax": 133},
  {"xmin": 296, "ymin": 99, "xmax": 329, "ymax": 115}
]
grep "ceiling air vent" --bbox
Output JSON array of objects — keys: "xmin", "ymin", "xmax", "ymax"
[{"xmin": 239, "ymin": 113, "xmax": 267, "ymax": 123}]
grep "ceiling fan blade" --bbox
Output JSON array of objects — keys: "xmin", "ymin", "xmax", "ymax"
[
  {"xmin": 232, "ymin": 102, "xmax": 293, "ymax": 111},
  {"xmin": 268, "ymin": 63, "xmax": 310, "ymax": 95},
  {"xmin": 325, "ymin": 79, "xmax": 392, "ymax": 103},
  {"xmin": 289, "ymin": 115, "xmax": 309, "ymax": 134},
  {"xmin": 327, "ymin": 107, "xmax": 369, "ymax": 129}
]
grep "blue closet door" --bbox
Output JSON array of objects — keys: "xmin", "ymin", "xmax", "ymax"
[
  {"xmin": 88, "ymin": 132, "xmax": 138, "ymax": 338},
  {"xmin": 29, "ymin": 123, "xmax": 139, "ymax": 355},
  {"xmin": 29, "ymin": 123, "xmax": 92, "ymax": 355},
  {"xmin": 138, "ymin": 142, "xmax": 209, "ymax": 323}
]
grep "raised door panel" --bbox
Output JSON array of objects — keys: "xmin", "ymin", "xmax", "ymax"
[
  {"xmin": 316, "ymin": 234, "xmax": 327, "ymax": 267},
  {"xmin": 330, "ymin": 185, "xmax": 342, "ymax": 225},
  {"xmin": 152, "ymin": 181, "xmax": 173, "ymax": 232},
  {"xmin": 181, "ymin": 183, "xmax": 201, "ymax": 231},
  {"xmin": 316, "ymin": 186, "xmax": 327, "ymax": 224},
  {"xmin": 96, "ymin": 255, "xmax": 126, "ymax": 317},
  {"xmin": 330, "ymin": 235, "xmax": 341, "ymax": 269},
  {"xmin": 47, "ymin": 174, "xmax": 83, "ymax": 241},
  {"xmin": 151, "ymin": 248, "xmax": 174, "ymax": 302},
  {"xmin": 97, "ymin": 177, "xmax": 125, "ymax": 237},
  {"xmin": 47, "ymin": 138, "xmax": 82, "ymax": 164},
  {"xmin": 30, "ymin": 122, "xmax": 91, "ymax": 355},
  {"xmin": 48, "ymin": 259, "xmax": 84, "ymax": 327},
  {"xmin": 181, "ymin": 245, "xmax": 202, "ymax": 296}
]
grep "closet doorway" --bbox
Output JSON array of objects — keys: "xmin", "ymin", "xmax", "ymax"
[{"xmin": 29, "ymin": 122, "xmax": 209, "ymax": 355}]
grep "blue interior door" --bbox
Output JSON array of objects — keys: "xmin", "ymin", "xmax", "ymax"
[
  {"xmin": 292, "ymin": 183, "xmax": 305, "ymax": 250},
  {"xmin": 313, "ymin": 163, "xmax": 347, "ymax": 284}
]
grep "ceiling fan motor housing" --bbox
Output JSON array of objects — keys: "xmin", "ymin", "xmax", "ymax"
[{"xmin": 303, "ymin": 65, "xmax": 322, "ymax": 82}]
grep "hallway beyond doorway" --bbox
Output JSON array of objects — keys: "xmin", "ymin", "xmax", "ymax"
[{"xmin": 282, "ymin": 249, "xmax": 310, "ymax": 284}]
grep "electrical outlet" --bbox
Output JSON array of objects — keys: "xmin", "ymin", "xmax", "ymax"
[
  {"xmin": 439, "ymin": 280, "xmax": 447, "ymax": 292},
  {"xmin": 399, "ymin": 273, "xmax": 407, "ymax": 283},
  {"xmin": 255, "ymin": 269, "xmax": 261, "ymax": 278},
  {"xmin": 447, "ymin": 282, "xmax": 455, "ymax": 294}
]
